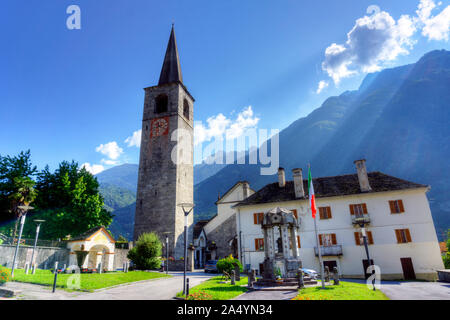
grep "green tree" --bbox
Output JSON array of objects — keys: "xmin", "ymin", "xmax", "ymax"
[
  {"xmin": 0, "ymin": 150, "xmax": 37, "ymax": 225},
  {"xmin": 31, "ymin": 161, "xmax": 113, "ymax": 239},
  {"xmin": 216, "ymin": 255, "xmax": 243, "ymax": 279},
  {"xmin": 127, "ymin": 232, "xmax": 162, "ymax": 270},
  {"xmin": 9, "ymin": 176, "xmax": 38, "ymax": 239}
]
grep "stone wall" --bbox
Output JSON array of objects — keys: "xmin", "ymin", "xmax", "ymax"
[
  {"xmin": 0, "ymin": 244, "xmax": 70, "ymax": 269},
  {"xmin": 206, "ymin": 213, "xmax": 237, "ymax": 259},
  {"xmin": 113, "ymin": 248, "xmax": 130, "ymax": 270}
]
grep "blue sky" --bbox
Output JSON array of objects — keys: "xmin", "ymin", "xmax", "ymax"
[{"xmin": 0, "ymin": 0, "xmax": 449, "ymax": 173}]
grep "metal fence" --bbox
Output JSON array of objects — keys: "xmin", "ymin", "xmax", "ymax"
[{"xmin": 0, "ymin": 235, "xmax": 67, "ymax": 248}]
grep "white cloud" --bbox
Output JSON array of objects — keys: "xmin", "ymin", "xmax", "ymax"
[
  {"xmin": 125, "ymin": 129, "xmax": 142, "ymax": 148},
  {"xmin": 81, "ymin": 163, "xmax": 105, "ymax": 175},
  {"xmin": 321, "ymin": 1, "xmax": 450, "ymax": 84},
  {"xmin": 194, "ymin": 106, "xmax": 260, "ymax": 146},
  {"xmin": 322, "ymin": 9, "xmax": 416, "ymax": 84},
  {"xmin": 316, "ymin": 80, "xmax": 329, "ymax": 94},
  {"xmin": 95, "ymin": 141, "xmax": 123, "ymax": 160},
  {"xmin": 418, "ymin": 0, "xmax": 450, "ymax": 41}
]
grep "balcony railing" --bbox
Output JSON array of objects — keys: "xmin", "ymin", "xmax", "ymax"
[
  {"xmin": 314, "ymin": 245, "xmax": 343, "ymax": 256},
  {"xmin": 351, "ymin": 214, "xmax": 370, "ymax": 225}
]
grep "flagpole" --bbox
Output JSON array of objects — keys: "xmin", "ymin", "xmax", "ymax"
[
  {"xmin": 308, "ymin": 163, "xmax": 325, "ymax": 289},
  {"xmin": 313, "ymin": 214, "xmax": 326, "ymax": 289}
]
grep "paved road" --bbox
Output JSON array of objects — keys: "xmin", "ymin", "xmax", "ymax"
[
  {"xmin": 3, "ymin": 271, "xmax": 214, "ymax": 300},
  {"xmin": 343, "ymin": 278, "xmax": 450, "ymax": 300}
]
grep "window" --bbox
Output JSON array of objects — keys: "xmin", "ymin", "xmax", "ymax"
[
  {"xmin": 319, "ymin": 206, "xmax": 332, "ymax": 219},
  {"xmin": 354, "ymin": 231, "xmax": 374, "ymax": 245},
  {"xmin": 319, "ymin": 233, "xmax": 337, "ymax": 247},
  {"xmin": 155, "ymin": 94, "xmax": 168, "ymax": 113},
  {"xmin": 349, "ymin": 203, "xmax": 368, "ymax": 216},
  {"xmin": 253, "ymin": 212, "xmax": 264, "ymax": 224},
  {"xmin": 389, "ymin": 200, "xmax": 405, "ymax": 214},
  {"xmin": 255, "ymin": 238, "xmax": 264, "ymax": 251},
  {"xmin": 183, "ymin": 99, "xmax": 190, "ymax": 120},
  {"xmin": 395, "ymin": 229, "xmax": 412, "ymax": 243}
]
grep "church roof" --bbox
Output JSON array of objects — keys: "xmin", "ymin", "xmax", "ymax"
[
  {"xmin": 235, "ymin": 172, "xmax": 427, "ymax": 207},
  {"xmin": 158, "ymin": 25, "xmax": 183, "ymax": 85},
  {"xmin": 193, "ymin": 220, "xmax": 210, "ymax": 239},
  {"xmin": 67, "ymin": 226, "xmax": 115, "ymax": 242}
]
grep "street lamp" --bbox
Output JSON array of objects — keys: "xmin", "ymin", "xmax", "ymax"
[
  {"xmin": 177, "ymin": 203, "xmax": 194, "ymax": 295},
  {"xmin": 162, "ymin": 231, "xmax": 171, "ymax": 275},
  {"xmin": 11, "ymin": 205, "xmax": 34, "ymax": 277},
  {"xmin": 356, "ymin": 218, "xmax": 375, "ymax": 291},
  {"xmin": 29, "ymin": 219, "xmax": 45, "ymax": 269}
]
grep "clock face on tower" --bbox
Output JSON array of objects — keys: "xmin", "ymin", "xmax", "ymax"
[{"xmin": 150, "ymin": 117, "xmax": 169, "ymax": 137}]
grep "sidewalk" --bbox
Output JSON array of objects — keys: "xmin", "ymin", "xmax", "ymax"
[{"xmin": 2, "ymin": 270, "xmax": 214, "ymax": 300}]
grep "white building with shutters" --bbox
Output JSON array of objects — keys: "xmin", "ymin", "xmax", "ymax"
[{"xmin": 232, "ymin": 160, "xmax": 444, "ymax": 281}]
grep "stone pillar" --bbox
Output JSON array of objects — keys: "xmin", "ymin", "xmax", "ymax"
[
  {"xmin": 271, "ymin": 228, "xmax": 277, "ymax": 255},
  {"xmin": 290, "ymin": 227, "xmax": 299, "ymax": 258},
  {"xmin": 106, "ymin": 253, "xmax": 115, "ymax": 271},
  {"xmin": 280, "ymin": 225, "xmax": 290, "ymax": 258},
  {"xmin": 188, "ymin": 247, "xmax": 195, "ymax": 271},
  {"xmin": 234, "ymin": 264, "xmax": 241, "ymax": 281},
  {"xmin": 94, "ymin": 253, "xmax": 102, "ymax": 270}
]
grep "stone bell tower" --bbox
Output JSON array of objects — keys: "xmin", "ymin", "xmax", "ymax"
[{"xmin": 133, "ymin": 26, "xmax": 194, "ymax": 258}]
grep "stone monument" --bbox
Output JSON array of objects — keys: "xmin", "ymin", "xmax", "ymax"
[{"xmin": 260, "ymin": 207, "xmax": 302, "ymax": 282}]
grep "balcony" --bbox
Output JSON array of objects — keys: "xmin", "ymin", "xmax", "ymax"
[
  {"xmin": 351, "ymin": 214, "xmax": 370, "ymax": 226},
  {"xmin": 314, "ymin": 245, "xmax": 343, "ymax": 256}
]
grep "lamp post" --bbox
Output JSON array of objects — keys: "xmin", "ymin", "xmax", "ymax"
[
  {"xmin": 357, "ymin": 219, "xmax": 375, "ymax": 291},
  {"xmin": 178, "ymin": 203, "xmax": 194, "ymax": 295},
  {"xmin": 29, "ymin": 219, "xmax": 45, "ymax": 270},
  {"xmin": 162, "ymin": 231, "xmax": 171, "ymax": 275},
  {"xmin": 11, "ymin": 205, "xmax": 34, "ymax": 278}
]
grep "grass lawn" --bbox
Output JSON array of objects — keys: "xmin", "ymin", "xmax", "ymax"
[
  {"xmin": 293, "ymin": 281, "xmax": 389, "ymax": 300},
  {"xmin": 8, "ymin": 268, "xmax": 170, "ymax": 292},
  {"xmin": 177, "ymin": 276, "xmax": 248, "ymax": 300}
]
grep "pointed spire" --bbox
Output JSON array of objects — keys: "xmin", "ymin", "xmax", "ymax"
[{"xmin": 158, "ymin": 25, "xmax": 183, "ymax": 85}]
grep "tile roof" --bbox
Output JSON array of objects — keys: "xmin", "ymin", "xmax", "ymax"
[{"xmin": 236, "ymin": 172, "xmax": 427, "ymax": 206}]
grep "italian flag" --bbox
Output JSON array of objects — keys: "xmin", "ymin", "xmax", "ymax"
[{"xmin": 308, "ymin": 166, "xmax": 317, "ymax": 219}]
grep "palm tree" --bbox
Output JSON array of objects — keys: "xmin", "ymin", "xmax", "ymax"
[{"xmin": 9, "ymin": 176, "xmax": 37, "ymax": 240}]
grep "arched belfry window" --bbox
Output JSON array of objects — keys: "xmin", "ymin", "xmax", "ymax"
[
  {"xmin": 183, "ymin": 99, "xmax": 190, "ymax": 120},
  {"xmin": 155, "ymin": 94, "xmax": 168, "ymax": 114}
]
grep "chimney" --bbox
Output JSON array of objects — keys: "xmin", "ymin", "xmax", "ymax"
[
  {"xmin": 292, "ymin": 168, "xmax": 305, "ymax": 198},
  {"xmin": 278, "ymin": 167, "xmax": 285, "ymax": 187},
  {"xmin": 242, "ymin": 181, "xmax": 250, "ymax": 199},
  {"xmin": 354, "ymin": 159, "xmax": 372, "ymax": 192}
]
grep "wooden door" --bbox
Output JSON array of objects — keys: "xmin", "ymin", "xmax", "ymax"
[
  {"xmin": 400, "ymin": 257, "xmax": 416, "ymax": 280},
  {"xmin": 323, "ymin": 260, "xmax": 337, "ymax": 272}
]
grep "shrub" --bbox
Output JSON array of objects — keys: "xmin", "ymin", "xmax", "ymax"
[
  {"xmin": 216, "ymin": 255, "xmax": 243, "ymax": 279},
  {"xmin": 187, "ymin": 291, "xmax": 213, "ymax": 300},
  {"xmin": 0, "ymin": 265, "xmax": 11, "ymax": 285},
  {"xmin": 127, "ymin": 232, "xmax": 162, "ymax": 270}
]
